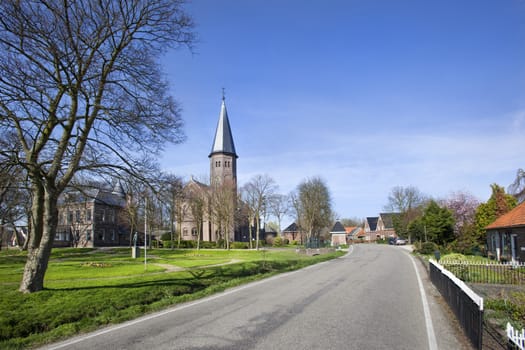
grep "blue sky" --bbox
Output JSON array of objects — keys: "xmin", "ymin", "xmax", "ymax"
[{"xmin": 159, "ymin": 0, "xmax": 525, "ymax": 222}]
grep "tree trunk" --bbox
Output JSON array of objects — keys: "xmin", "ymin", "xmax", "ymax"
[
  {"xmin": 19, "ymin": 184, "xmax": 58, "ymax": 293},
  {"xmin": 248, "ymin": 215, "xmax": 253, "ymax": 249},
  {"xmin": 255, "ymin": 217, "xmax": 260, "ymax": 250}
]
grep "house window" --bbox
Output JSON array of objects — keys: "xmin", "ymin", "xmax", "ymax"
[
  {"xmin": 86, "ymin": 209, "xmax": 91, "ymax": 222},
  {"xmin": 183, "ymin": 228, "xmax": 189, "ymax": 236},
  {"xmin": 75, "ymin": 210, "xmax": 81, "ymax": 222},
  {"xmin": 111, "ymin": 229, "xmax": 116, "ymax": 241},
  {"xmin": 68, "ymin": 211, "xmax": 73, "ymax": 224},
  {"xmin": 107, "ymin": 209, "xmax": 114, "ymax": 223},
  {"xmin": 192, "ymin": 228, "xmax": 197, "ymax": 236},
  {"xmin": 98, "ymin": 229, "xmax": 105, "ymax": 241}
]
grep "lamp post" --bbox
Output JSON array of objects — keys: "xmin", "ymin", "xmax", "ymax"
[{"xmin": 144, "ymin": 197, "xmax": 147, "ymax": 269}]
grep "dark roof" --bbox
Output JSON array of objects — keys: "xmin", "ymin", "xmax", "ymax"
[
  {"xmin": 379, "ymin": 213, "xmax": 399, "ymax": 230},
  {"xmin": 58, "ymin": 189, "xmax": 126, "ymax": 207},
  {"xmin": 366, "ymin": 217, "xmax": 379, "ymax": 231},
  {"xmin": 330, "ymin": 221, "xmax": 346, "ymax": 233},
  {"xmin": 283, "ymin": 222, "xmax": 299, "ymax": 232},
  {"xmin": 486, "ymin": 201, "xmax": 525, "ymax": 230},
  {"xmin": 209, "ymin": 98, "xmax": 237, "ymax": 158}
]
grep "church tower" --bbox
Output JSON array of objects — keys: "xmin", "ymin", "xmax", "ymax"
[{"xmin": 209, "ymin": 96, "xmax": 238, "ymax": 188}]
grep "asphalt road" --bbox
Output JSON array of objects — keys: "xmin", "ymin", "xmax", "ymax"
[{"xmin": 42, "ymin": 245, "xmax": 472, "ymax": 350}]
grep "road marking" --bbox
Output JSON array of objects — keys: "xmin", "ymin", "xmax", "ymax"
[
  {"xmin": 42, "ymin": 248, "xmax": 356, "ymax": 350},
  {"xmin": 410, "ymin": 255, "xmax": 438, "ymax": 350}
]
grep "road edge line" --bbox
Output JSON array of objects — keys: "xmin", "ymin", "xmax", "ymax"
[{"xmin": 410, "ymin": 254, "xmax": 438, "ymax": 350}]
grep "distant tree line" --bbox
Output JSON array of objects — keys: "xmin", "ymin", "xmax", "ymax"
[{"xmin": 383, "ymin": 168, "xmax": 524, "ymax": 254}]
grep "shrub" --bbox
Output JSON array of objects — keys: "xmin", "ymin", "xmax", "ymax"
[
  {"xmin": 231, "ymin": 242, "xmax": 248, "ymax": 249},
  {"xmin": 179, "ymin": 240, "xmax": 196, "ymax": 249},
  {"xmin": 200, "ymin": 241, "xmax": 216, "ymax": 249},
  {"xmin": 418, "ymin": 242, "xmax": 438, "ymax": 255},
  {"xmin": 272, "ymin": 236, "xmax": 283, "ymax": 247},
  {"xmin": 160, "ymin": 232, "xmax": 173, "ymax": 241}
]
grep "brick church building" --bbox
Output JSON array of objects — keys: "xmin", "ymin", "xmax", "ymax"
[{"xmin": 179, "ymin": 96, "xmax": 250, "ymax": 243}]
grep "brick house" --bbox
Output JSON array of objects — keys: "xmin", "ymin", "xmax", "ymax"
[
  {"xmin": 364, "ymin": 213, "xmax": 398, "ymax": 242},
  {"xmin": 55, "ymin": 184, "xmax": 130, "ymax": 248},
  {"xmin": 330, "ymin": 221, "xmax": 347, "ymax": 246},
  {"xmin": 282, "ymin": 222, "xmax": 304, "ymax": 244},
  {"xmin": 364, "ymin": 217, "xmax": 378, "ymax": 242},
  {"xmin": 376, "ymin": 213, "xmax": 399, "ymax": 239},
  {"xmin": 485, "ymin": 201, "xmax": 525, "ymax": 262}
]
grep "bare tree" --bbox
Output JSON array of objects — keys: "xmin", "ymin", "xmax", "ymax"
[
  {"xmin": 159, "ymin": 174, "xmax": 184, "ymax": 249},
  {"xmin": 340, "ymin": 217, "xmax": 364, "ymax": 227},
  {"xmin": 239, "ymin": 185, "xmax": 257, "ymax": 249},
  {"xmin": 297, "ymin": 177, "xmax": 333, "ymax": 246},
  {"xmin": 185, "ymin": 182, "xmax": 207, "ymax": 250},
  {"xmin": 0, "ymin": 0, "xmax": 194, "ymax": 293},
  {"xmin": 509, "ymin": 168, "xmax": 525, "ymax": 203},
  {"xmin": 267, "ymin": 194, "xmax": 290, "ymax": 237},
  {"xmin": 384, "ymin": 186, "xmax": 426, "ymax": 243},
  {"xmin": 241, "ymin": 175, "xmax": 277, "ymax": 250},
  {"xmin": 210, "ymin": 179, "xmax": 236, "ymax": 250},
  {"xmin": 0, "ymin": 162, "xmax": 29, "ymax": 249}
]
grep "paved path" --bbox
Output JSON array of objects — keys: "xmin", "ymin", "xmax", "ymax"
[{"xmin": 42, "ymin": 245, "xmax": 472, "ymax": 350}]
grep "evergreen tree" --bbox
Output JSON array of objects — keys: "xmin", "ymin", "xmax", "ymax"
[
  {"xmin": 422, "ymin": 201, "xmax": 455, "ymax": 245},
  {"xmin": 474, "ymin": 184, "xmax": 517, "ymax": 246}
]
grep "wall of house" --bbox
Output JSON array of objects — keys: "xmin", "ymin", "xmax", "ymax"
[
  {"xmin": 331, "ymin": 234, "xmax": 347, "ymax": 247},
  {"xmin": 56, "ymin": 202, "xmax": 94, "ymax": 247},
  {"xmin": 56, "ymin": 201, "xmax": 129, "ymax": 248},
  {"xmin": 487, "ymin": 227, "xmax": 525, "ymax": 262}
]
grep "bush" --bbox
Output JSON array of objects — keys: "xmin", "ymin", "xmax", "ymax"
[
  {"xmin": 231, "ymin": 242, "xmax": 248, "ymax": 249},
  {"xmin": 418, "ymin": 242, "xmax": 438, "ymax": 255},
  {"xmin": 160, "ymin": 232, "xmax": 173, "ymax": 241},
  {"xmin": 272, "ymin": 236, "xmax": 283, "ymax": 247},
  {"xmin": 200, "ymin": 241, "xmax": 216, "ymax": 249},
  {"xmin": 290, "ymin": 240, "xmax": 298, "ymax": 245},
  {"xmin": 179, "ymin": 240, "xmax": 196, "ymax": 249}
]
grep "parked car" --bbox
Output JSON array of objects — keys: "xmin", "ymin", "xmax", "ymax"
[{"xmin": 395, "ymin": 238, "xmax": 406, "ymax": 245}]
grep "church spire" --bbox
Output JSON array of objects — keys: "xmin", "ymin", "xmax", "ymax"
[{"xmin": 209, "ymin": 96, "xmax": 237, "ymax": 158}]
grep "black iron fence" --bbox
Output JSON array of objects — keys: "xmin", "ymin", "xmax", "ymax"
[
  {"xmin": 429, "ymin": 259, "xmax": 484, "ymax": 350},
  {"xmin": 439, "ymin": 260, "xmax": 525, "ymax": 285}
]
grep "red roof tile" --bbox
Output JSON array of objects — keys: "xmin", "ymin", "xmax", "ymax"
[
  {"xmin": 486, "ymin": 201, "xmax": 525, "ymax": 230},
  {"xmin": 344, "ymin": 226, "xmax": 356, "ymax": 234}
]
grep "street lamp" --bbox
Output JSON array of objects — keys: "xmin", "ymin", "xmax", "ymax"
[{"xmin": 144, "ymin": 197, "xmax": 147, "ymax": 269}]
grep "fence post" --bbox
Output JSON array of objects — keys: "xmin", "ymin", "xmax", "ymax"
[{"xmin": 507, "ymin": 322, "xmax": 525, "ymax": 350}]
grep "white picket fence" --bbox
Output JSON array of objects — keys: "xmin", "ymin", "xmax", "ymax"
[{"xmin": 507, "ymin": 322, "xmax": 525, "ymax": 350}]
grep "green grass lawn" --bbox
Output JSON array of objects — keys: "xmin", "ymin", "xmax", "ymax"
[{"xmin": 0, "ymin": 247, "xmax": 344, "ymax": 349}]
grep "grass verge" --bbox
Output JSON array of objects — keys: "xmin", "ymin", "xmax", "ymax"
[{"xmin": 0, "ymin": 247, "xmax": 344, "ymax": 349}]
